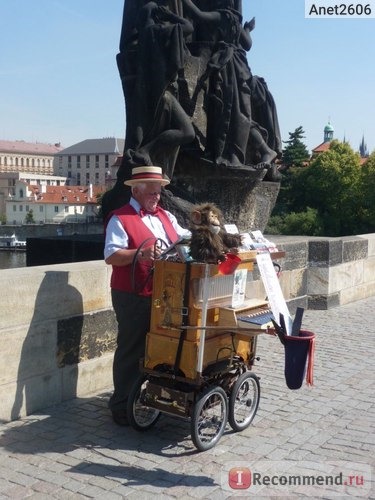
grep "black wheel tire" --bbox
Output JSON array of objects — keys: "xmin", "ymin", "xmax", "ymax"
[
  {"xmin": 127, "ymin": 376, "xmax": 161, "ymax": 431},
  {"xmin": 228, "ymin": 371, "xmax": 260, "ymax": 432},
  {"xmin": 191, "ymin": 386, "xmax": 228, "ymax": 452}
]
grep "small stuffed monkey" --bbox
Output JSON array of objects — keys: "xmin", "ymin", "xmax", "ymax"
[{"xmin": 189, "ymin": 202, "xmax": 242, "ymax": 263}]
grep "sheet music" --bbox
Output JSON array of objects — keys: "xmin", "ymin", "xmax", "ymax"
[{"xmin": 256, "ymin": 252, "xmax": 292, "ymax": 334}]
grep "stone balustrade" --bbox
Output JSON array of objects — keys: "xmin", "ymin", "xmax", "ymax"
[
  {"xmin": 0, "ymin": 261, "xmax": 114, "ymax": 423},
  {"xmin": 1, "ymin": 233, "xmax": 374, "ymax": 423}
]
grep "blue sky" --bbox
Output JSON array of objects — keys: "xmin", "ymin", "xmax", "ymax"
[{"xmin": 1, "ymin": 0, "xmax": 374, "ymax": 155}]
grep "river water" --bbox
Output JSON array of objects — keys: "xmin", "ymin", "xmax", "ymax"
[{"xmin": 0, "ymin": 251, "xmax": 27, "ymax": 269}]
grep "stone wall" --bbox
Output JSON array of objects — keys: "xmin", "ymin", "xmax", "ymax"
[
  {"xmin": 1, "ymin": 233, "xmax": 374, "ymax": 423},
  {"xmin": 271, "ymin": 233, "xmax": 375, "ymax": 309},
  {"xmin": 0, "ymin": 261, "xmax": 114, "ymax": 423}
]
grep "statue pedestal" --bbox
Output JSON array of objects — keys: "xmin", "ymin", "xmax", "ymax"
[{"xmin": 162, "ymin": 161, "xmax": 280, "ymax": 232}]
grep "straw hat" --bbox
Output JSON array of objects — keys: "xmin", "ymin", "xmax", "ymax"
[{"xmin": 124, "ymin": 166, "xmax": 170, "ymax": 186}]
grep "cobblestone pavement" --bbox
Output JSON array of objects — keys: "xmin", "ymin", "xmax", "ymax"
[{"xmin": 0, "ymin": 296, "xmax": 374, "ymax": 499}]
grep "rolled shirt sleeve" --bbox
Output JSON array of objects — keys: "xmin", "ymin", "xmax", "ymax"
[{"xmin": 104, "ymin": 215, "xmax": 129, "ymax": 260}]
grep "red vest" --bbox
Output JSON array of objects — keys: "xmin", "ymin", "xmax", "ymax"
[{"xmin": 108, "ymin": 204, "xmax": 178, "ymax": 296}]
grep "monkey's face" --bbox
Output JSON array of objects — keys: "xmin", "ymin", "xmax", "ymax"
[
  {"xmin": 190, "ymin": 203, "xmax": 223, "ymax": 234},
  {"xmin": 206, "ymin": 210, "xmax": 221, "ymax": 234}
]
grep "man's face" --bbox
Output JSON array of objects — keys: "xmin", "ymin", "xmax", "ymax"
[{"xmin": 134, "ymin": 182, "xmax": 162, "ymax": 213}]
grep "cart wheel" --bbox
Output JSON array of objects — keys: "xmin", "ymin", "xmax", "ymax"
[
  {"xmin": 228, "ymin": 371, "xmax": 260, "ymax": 432},
  {"xmin": 127, "ymin": 376, "xmax": 161, "ymax": 431},
  {"xmin": 191, "ymin": 386, "xmax": 228, "ymax": 452}
]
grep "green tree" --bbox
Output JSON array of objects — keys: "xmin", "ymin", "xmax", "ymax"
[
  {"xmin": 266, "ymin": 207, "xmax": 322, "ymax": 236},
  {"xmin": 287, "ymin": 141, "xmax": 362, "ymax": 236},
  {"xmin": 25, "ymin": 209, "xmax": 35, "ymax": 224},
  {"xmin": 267, "ymin": 141, "xmax": 366, "ymax": 237},
  {"xmin": 271, "ymin": 126, "xmax": 311, "ymax": 217},
  {"xmin": 282, "ymin": 126, "xmax": 310, "ymax": 169}
]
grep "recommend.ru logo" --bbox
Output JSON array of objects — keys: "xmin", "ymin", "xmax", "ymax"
[{"xmin": 222, "ymin": 461, "xmax": 371, "ymax": 496}]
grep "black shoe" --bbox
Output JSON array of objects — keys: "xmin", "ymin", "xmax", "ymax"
[{"xmin": 112, "ymin": 410, "xmax": 129, "ymax": 426}]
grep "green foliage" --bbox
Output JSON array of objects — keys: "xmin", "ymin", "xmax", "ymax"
[
  {"xmin": 282, "ymin": 126, "xmax": 310, "ymax": 169},
  {"xmin": 25, "ymin": 209, "xmax": 35, "ymax": 224},
  {"xmin": 270, "ymin": 140, "xmax": 375, "ymax": 237},
  {"xmin": 266, "ymin": 208, "xmax": 323, "ymax": 236},
  {"xmin": 270, "ymin": 167, "xmax": 296, "ymax": 216},
  {"xmin": 292, "ymin": 141, "xmax": 362, "ymax": 235}
]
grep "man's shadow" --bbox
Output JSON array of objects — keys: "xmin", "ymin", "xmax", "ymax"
[
  {"xmin": 3, "ymin": 270, "xmax": 198, "ymax": 458},
  {"xmin": 10, "ymin": 270, "xmax": 84, "ymax": 420},
  {"xmin": 2, "ymin": 270, "xmax": 218, "ymax": 486}
]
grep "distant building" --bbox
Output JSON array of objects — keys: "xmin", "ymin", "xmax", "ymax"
[
  {"xmin": 0, "ymin": 172, "xmax": 67, "ymax": 219},
  {"xmin": 6, "ymin": 180, "xmax": 104, "ymax": 225},
  {"xmin": 323, "ymin": 122, "xmax": 334, "ymax": 143},
  {"xmin": 0, "ymin": 140, "xmax": 63, "ymax": 175},
  {"xmin": 359, "ymin": 135, "xmax": 369, "ymax": 159},
  {"xmin": 311, "ymin": 122, "xmax": 370, "ymax": 165},
  {"xmin": 311, "ymin": 121, "xmax": 334, "ymax": 156},
  {"xmin": 54, "ymin": 138, "xmax": 125, "ymax": 186}
]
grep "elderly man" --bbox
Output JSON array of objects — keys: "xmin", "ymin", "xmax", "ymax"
[{"xmin": 104, "ymin": 166, "xmax": 190, "ymax": 425}]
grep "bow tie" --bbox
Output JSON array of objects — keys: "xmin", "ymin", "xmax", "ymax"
[{"xmin": 140, "ymin": 207, "xmax": 160, "ymax": 217}]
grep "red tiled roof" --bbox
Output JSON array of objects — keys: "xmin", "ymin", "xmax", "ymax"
[
  {"xmin": 27, "ymin": 184, "xmax": 105, "ymax": 204},
  {"xmin": 312, "ymin": 141, "xmax": 370, "ymax": 166},
  {"xmin": 0, "ymin": 140, "xmax": 63, "ymax": 155},
  {"xmin": 312, "ymin": 142, "xmax": 331, "ymax": 153}
]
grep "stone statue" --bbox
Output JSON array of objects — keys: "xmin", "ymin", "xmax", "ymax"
[
  {"xmin": 181, "ymin": 0, "xmax": 281, "ymax": 174},
  {"xmin": 102, "ymin": 0, "xmax": 196, "ymax": 219},
  {"xmin": 117, "ymin": 1, "xmax": 195, "ymax": 179},
  {"xmin": 181, "ymin": 0, "xmax": 253, "ymax": 168},
  {"xmin": 103, "ymin": 0, "xmax": 282, "ymax": 229},
  {"xmin": 123, "ymin": 1, "xmax": 195, "ymax": 179},
  {"xmin": 242, "ymin": 18, "xmax": 282, "ymax": 170}
]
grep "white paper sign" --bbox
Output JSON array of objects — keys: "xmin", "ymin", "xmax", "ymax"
[
  {"xmin": 224, "ymin": 224, "xmax": 239, "ymax": 234},
  {"xmin": 256, "ymin": 252, "xmax": 292, "ymax": 334}
]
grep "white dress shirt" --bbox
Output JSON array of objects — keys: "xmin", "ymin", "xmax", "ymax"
[{"xmin": 104, "ymin": 197, "xmax": 190, "ymax": 259}]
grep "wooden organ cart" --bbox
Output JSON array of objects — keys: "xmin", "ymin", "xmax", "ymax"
[{"xmin": 127, "ymin": 251, "xmax": 276, "ymax": 451}]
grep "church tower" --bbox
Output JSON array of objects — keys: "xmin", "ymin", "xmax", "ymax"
[
  {"xmin": 324, "ymin": 121, "xmax": 334, "ymax": 143},
  {"xmin": 359, "ymin": 135, "xmax": 369, "ymax": 158}
]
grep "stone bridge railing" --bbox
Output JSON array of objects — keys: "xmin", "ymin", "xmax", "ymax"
[{"xmin": 1, "ymin": 233, "xmax": 374, "ymax": 423}]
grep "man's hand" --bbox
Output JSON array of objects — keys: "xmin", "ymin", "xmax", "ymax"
[{"xmin": 138, "ymin": 245, "xmax": 161, "ymax": 262}]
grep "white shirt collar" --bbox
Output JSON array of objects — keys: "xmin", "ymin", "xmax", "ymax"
[{"xmin": 130, "ymin": 197, "xmax": 141, "ymax": 214}]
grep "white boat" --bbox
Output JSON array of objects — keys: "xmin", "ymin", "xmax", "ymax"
[{"xmin": 0, "ymin": 234, "xmax": 26, "ymax": 251}]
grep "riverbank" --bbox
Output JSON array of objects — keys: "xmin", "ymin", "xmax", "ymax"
[
  {"xmin": 0, "ymin": 222, "xmax": 103, "ymax": 269},
  {"xmin": 0, "ymin": 222, "xmax": 103, "ymax": 241}
]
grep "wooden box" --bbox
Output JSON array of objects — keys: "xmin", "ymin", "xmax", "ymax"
[
  {"xmin": 150, "ymin": 259, "xmax": 255, "ymax": 342},
  {"xmin": 144, "ymin": 331, "xmax": 257, "ymax": 380}
]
